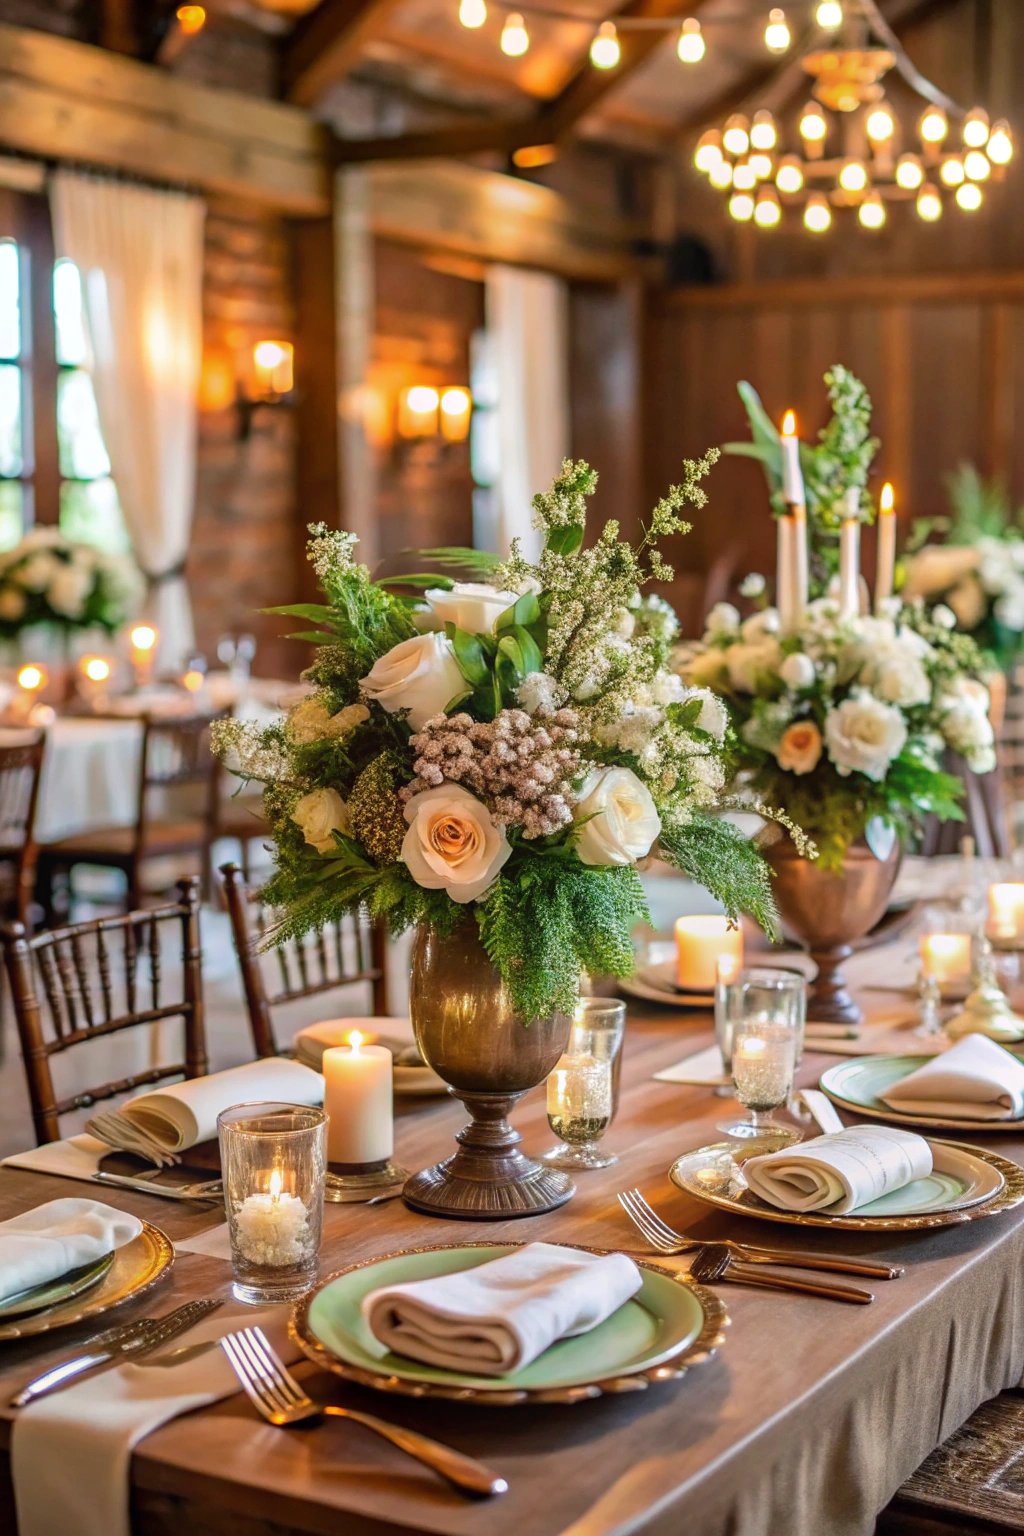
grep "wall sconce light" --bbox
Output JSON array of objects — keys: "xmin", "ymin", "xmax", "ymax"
[
  {"xmin": 440, "ymin": 387, "xmax": 471, "ymax": 442},
  {"xmin": 238, "ymin": 339, "xmax": 296, "ymax": 440},
  {"xmin": 398, "ymin": 386, "xmax": 440, "ymax": 438}
]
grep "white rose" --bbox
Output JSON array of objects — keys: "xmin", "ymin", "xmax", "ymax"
[
  {"xmin": 739, "ymin": 572, "xmax": 766, "ymax": 598},
  {"xmin": 410, "ymin": 604, "xmax": 444, "ymax": 634},
  {"xmin": 401, "ymin": 784, "xmax": 511, "ymax": 902},
  {"xmin": 995, "ymin": 584, "xmax": 1024, "ymax": 632},
  {"xmin": 932, "ymin": 604, "xmax": 957, "ymax": 630},
  {"xmin": 779, "ymin": 652, "xmax": 816, "ymax": 691},
  {"xmin": 424, "ymin": 582, "xmax": 519, "ymax": 635},
  {"xmin": 685, "ymin": 686, "xmax": 728, "ymax": 741},
  {"xmin": 704, "ymin": 602, "xmax": 741, "ymax": 638},
  {"xmin": 573, "ymin": 766, "xmax": 661, "ymax": 867},
  {"xmin": 941, "ymin": 687, "xmax": 995, "ymax": 758},
  {"xmin": 359, "ymin": 632, "xmax": 465, "ymax": 731},
  {"xmin": 740, "ymin": 609, "xmax": 779, "ymax": 641},
  {"xmin": 725, "ymin": 637, "xmax": 782, "ymax": 694},
  {"xmin": 47, "ymin": 563, "xmax": 92, "ymax": 619},
  {"xmin": 965, "ymin": 744, "xmax": 997, "ymax": 775},
  {"xmin": 292, "ymin": 788, "xmax": 350, "ymax": 853},
  {"xmin": 19, "ymin": 554, "xmax": 58, "ymax": 593},
  {"xmin": 0, "ymin": 588, "xmax": 25, "ymax": 621},
  {"xmin": 824, "ymin": 691, "xmax": 907, "ymax": 782},
  {"xmin": 859, "ymin": 641, "xmax": 931, "ymax": 708}
]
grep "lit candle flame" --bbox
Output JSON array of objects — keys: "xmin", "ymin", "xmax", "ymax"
[
  {"xmin": 879, "ymin": 482, "xmax": 895, "ymax": 513},
  {"xmin": 781, "ymin": 410, "xmax": 797, "ymax": 437},
  {"xmin": 183, "ymin": 669, "xmax": 204, "ymax": 693},
  {"xmin": 83, "ymin": 657, "xmax": 111, "ymax": 683},
  {"xmin": 269, "ymin": 1168, "xmax": 282, "ymax": 1201},
  {"xmin": 348, "ymin": 1030, "xmax": 363, "ymax": 1054},
  {"xmin": 130, "ymin": 625, "xmax": 157, "ymax": 653},
  {"xmin": 717, "ymin": 953, "xmax": 740, "ymax": 985},
  {"xmin": 17, "ymin": 664, "xmax": 45, "ymax": 692}
]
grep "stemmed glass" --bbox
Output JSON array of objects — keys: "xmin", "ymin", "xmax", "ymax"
[
  {"xmin": 716, "ymin": 967, "xmax": 804, "ymax": 1144},
  {"xmin": 542, "ymin": 998, "xmax": 625, "ymax": 1170}
]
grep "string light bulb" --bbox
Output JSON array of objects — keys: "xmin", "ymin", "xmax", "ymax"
[
  {"xmin": 694, "ymin": 130, "xmax": 723, "ymax": 173},
  {"xmin": 729, "ymin": 191, "xmax": 755, "ymax": 221},
  {"xmin": 800, "ymin": 102, "xmax": 828, "ymax": 143},
  {"xmin": 677, "ymin": 17, "xmax": 705, "ymax": 62},
  {"xmin": 815, "ymin": 1, "xmax": 842, "ymax": 24},
  {"xmin": 987, "ymin": 120, "xmax": 1014, "ymax": 165},
  {"xmin": 749, "ymin": 151, "xmax": 773, "ymax": 180},
  {"xmin": 754, "ymin": 186, "xmax": 782, "ymax": 227},
  {"xmin": 838, "ymin": 157, "xmax": 868, "ymax": 193},
  {"xmin": 500, "ymin": 12, "xmax": 529, "ymax": 54},
  {"xmin": 775, "ymin": 155, "xmax": 803, "ymax": 194},
  {"xmin": 732, "ymin": 160, "xmax": 757, "ymax": 191},
  {"xmin": 916, "ymin": 183, "xmax": 943, "ymax": 220},
  {"xmin": 804, "ymin": 191, "xmax": 832, "ymax": 231},
  {"xmin": 919, "ymin": 107, "xmax": 948, "ymax": 144},
  {"xmin": 458, "ymin": 0, "xmax": 486, "ymax": 26},
  {"xmin": 723, "ymin": 114, "xmax": 750, "ymax": 156},
  {"xmin": 956, "ymin": 181, "xmax": 982, "ymax": 211},
  {"xmin": 858, "ymin": 189, "xmax": 886, "ymax": 228},
  {"xmin": 764, "ymin": 7, "xmax": 789, "ymax": 51},
  {"xmin": 750, "ymin": 109, "xmax": 777, "ymax": 151},
  {"xmin": 866, "ymin": 104, "xmax": 895, "ymax": 143},
  {"xmin": 962, "ymin": 107, "xmax": 990, "ymax": 147},
  {"xmin": 895, "ymin": 153, "xmax": 924, "ymax": 189},
  {"xmin": 709, "ymin": 159, "xmax": 734, "ymax": 189},
  {"xmin": 590, "ymin": 20, "xmax": 619, "ymax": 67},
  {"xmin": 964, "ymin": 149, "xmax": 991, "ymax": 180},
  {"xmin": 939, "ymin": 154, "xmax": 965, "ymax": 186}
]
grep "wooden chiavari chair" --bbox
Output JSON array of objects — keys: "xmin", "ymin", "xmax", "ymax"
[
  {"xmin": 1, "ymin": 877, "xmax": 207, "ymax": 1146},
  {"xmin": 220, "ymin": 862, "xmax": 389, "ymax": 1059},
  {"xmin": 0, "ymin": 733, "xmax": 45, "ymax": 929}
]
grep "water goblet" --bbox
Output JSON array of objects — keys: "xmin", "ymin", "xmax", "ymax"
[
  {"xmin": 716, "ymin": 968, "xmax": 803, "ymax": 1143},
  {"xmin": 542, "ymin": 1052, "xmax": 615, "ymax": 1169}
]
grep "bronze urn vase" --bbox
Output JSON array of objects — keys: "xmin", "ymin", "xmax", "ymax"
[
  {"xmin": 765, "ymin": 837, "xmax": 902, "ymax": 1025},
  {"xmin": 403, "ymin": 921, "xmax": 575, "ymax": 1219}
]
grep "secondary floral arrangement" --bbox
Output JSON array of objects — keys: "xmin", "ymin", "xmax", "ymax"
[
  {"xmin": 902, "ymin": 463, "xmax": 1024, "ymax": 671},
  {"xmin": 0, "ymin": 526, "xmax": 143, "ymax": 637},
  {"xmin": 681, "ymin": 593, "xmax": 995, "ymax": 870},
  {"xmin": 215, "ymin": 457, "xmax": 788, "ymax": 1022}
]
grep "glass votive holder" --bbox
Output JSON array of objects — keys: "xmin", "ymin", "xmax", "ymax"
[
  {"xmin": 218, "ymin": 1102, "xmax": 327, "ymax": 1305},
  {"xmin": 716, "ymin": 968, "xmax": 803, "ymax": 1144},
  {"xmin": 543, "ymin": 1052, "xmax": 614, "ymax": 1170},
  {"xmin": 988, "ymin": 883, "xmax": 1024, "ymax": 951},
  {"xmin": 568, "ymin": 998, "xmax": 626, "ymax": 1118}
]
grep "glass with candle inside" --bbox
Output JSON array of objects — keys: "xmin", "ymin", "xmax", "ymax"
[
  {"xmin": 218, "ymin": 1103, "xmax": 327, "ymax": 1304},
  {"xmin": 716, "ymin": 968, "xmax": 804, "ymax": 1143}
]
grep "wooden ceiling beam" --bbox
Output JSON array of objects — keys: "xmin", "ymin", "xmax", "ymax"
[{"xmin": 283, "ymin": 0, "xmax": 410, "ymax": 106}]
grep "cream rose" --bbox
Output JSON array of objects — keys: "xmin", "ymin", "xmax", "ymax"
[
  {"xmin": 573, "ymin": 767, "xmax": 661, "ymax": 867},
  {"xmin": 359, "ymin": 633, "xmax": 464, "ymax": 731},
  {"xmin": 401, "ymin": 784, "xmax": 511, "ymax": 902},
  {"xmin": 779, "ymin": 652, "xmax": 816, "ymax": 691},
  {"xmin": 776, "ymin": 720, "xmax": 822, "ymax": 775},
  {"xmin": 824, "ymin": 691, "xmax": 907, "ymax": 782},
  {"xmin": 287, "ymin": 698, "xmax": 369, "ymax": 745},
  {"xmin": 424, "ymin": 582, "xmax": 519, "ymax": 635},
  {"xmin": 292, "ymin": 788, "xmax": 350, "ymax": 853},
  {"xmin": 725, "ymin": 637, "xmax": 782, "ymax": 695}
]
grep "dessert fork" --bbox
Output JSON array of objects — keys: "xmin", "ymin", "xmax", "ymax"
[{"xmin": 689, "ymin": 1245, "xmax": 874, "ymax": 1304}]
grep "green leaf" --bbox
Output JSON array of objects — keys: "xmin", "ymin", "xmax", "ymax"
[
  {"xmin": 376, "ymin": 574, "xmax": 453, "ymax": 590},
  {"xmin": 496, "ymin": 590, "xmax": 541, "ymax": 634},
  {"xmin": 544, "ymin": 524, "xmax": 584, "ymax": 558},
  {"xmin": 443, "ymin": 688, "xmax": 473, "ymax": 712},
  {"xmin": 262, "ymin": 603, "xmax": 339, "ymax": 626},
  {"xmin": 497, "ymin": 633, "xmax": 525, "ymax": 677},
  {"xmin": 737, "ymin": 380, "xmax": 782, "ymax": 451},
  {"xmin": 413, "ymin": 546, "xmax": 503, "ymax": 577},
  {"xmin": 666, "ymin": 697, "xmax": 703, "ymax": 731},
  {"xmin": 445, "ymin": 624, "xmax": 489, "ymax": 687},
  {"xmin": 722, "ymin": 441, "xmax": 780, "ymax": 464},
  {"xmin": 512, "ymin": 624, "xmax": 543, "ymax": 675},
  {"xmin": 285, "ymin": 630, "xmax": 338, "ymax": 644}
]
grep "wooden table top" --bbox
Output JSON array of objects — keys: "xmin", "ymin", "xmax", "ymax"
[{"xmin": 1, "ymin": 954, "xmax": 1022, "ymax": 1536}]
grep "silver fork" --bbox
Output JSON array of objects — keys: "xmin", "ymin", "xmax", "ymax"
[
  {"xmin": 617, "ymin": 1189, "xmax": 903, "ymax": 1279},
  {"xmin": 689, "ymin": 1244, "xmax": 874, "ymax": 1304},
  {"xmin": 221, "ymin": 1327, "xmax": 507, "ymax": 1499}
]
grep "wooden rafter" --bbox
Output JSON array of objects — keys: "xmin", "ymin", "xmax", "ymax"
[{"xmin": 283, "ymin": 0, "xmax": 410, "ymax": 106}]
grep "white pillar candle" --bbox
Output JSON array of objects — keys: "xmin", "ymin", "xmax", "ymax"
[
  {"xmin": 791, "ymin": 504, "xmax": 809, "ymax": 627},
  {"xmin": 838, "ymin": 495, "xmax": 860, "ymax": 621},
  {"xmin": 779, "ymin": 411, "xmax": 804, "ymax": 504},
  {"xmin": 675, "ymin": 915, "xmax": 744, "ymax": 991},
  {"xmin": 323, "ymin": 1032, "xmax": 393, "ymax": 1165},
  {"xmin": 776, "ymin": 514, "xmax": 795, "ymax": 634},
  {"xmin": 875, "ymin": 482, "xmax": 896, "ymax": 612}
]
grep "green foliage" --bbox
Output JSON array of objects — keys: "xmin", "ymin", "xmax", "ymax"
[
  {"xmin": 946, "ymin": 462, "xmax": 1024, "ymax": 542},
  {"xmin": 349, "ymin": 752, "xmax": 407, "ymax": 864},
  {"xmin": 658, "ymin": 813, "xmax": 779, "ymax": 937}
]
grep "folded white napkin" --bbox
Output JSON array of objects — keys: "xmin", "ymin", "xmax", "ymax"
[
  {"xmin": 363, "ymin": 1241, "xmax": 642, "ymax": 1377},
  {"xmin": 879, "ymin": 1034, "xmax": 1024, "ymax": 1120},
  {"xmin": 3, "ymin": 1134, "xmax": 109, "ymax": 1182},
  {"xmin": 115, "ymin": 1058, "xmax": 324, "ymax": 1152},
  {"xmin": 744, "ymin": 1126, "xmax": 933, "ymax": 1213},
  {"xmin": 11, "ymin": 1305, "xmax": 296, "ymax": 1536},
  {"xmin": 653, "ymin": 1045, "xmax": 729, "ymax": 1086},
  {"xmin": 0, "ymin": 1198, "xmax": 142, "ymax": 1303}
]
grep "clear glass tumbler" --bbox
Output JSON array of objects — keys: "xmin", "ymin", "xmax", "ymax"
[
  {"xmin": 570, "ymin": 997, "xmax": 626, "ymax": 1116},
  {"xmin": 218, "ymin": 1102, "xmax": 327, "ymax": 1304},
  {"xmin": 543, "ymin": 1051, "xmax": 615, "ymax": 1170},
  {"xmin": 716, "ymin": 968, "xmax": 804, "ymax": 1143}
]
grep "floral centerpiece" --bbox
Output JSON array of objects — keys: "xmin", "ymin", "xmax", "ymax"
[
  {"xmin": 215, "ymin": 456, "xmax": 786, "ymax": 1216},
  {"xmin": 0, "ymin": 526, "xmax": 143, "ymax": 637}
]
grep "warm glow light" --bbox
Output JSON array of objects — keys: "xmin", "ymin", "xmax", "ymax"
[
  {"xmin": 500, "ymin": 12, "xmax": 529, "ymax": 54},
  {"xmin": 764, "ymin": 6, "xmax": 789, "ymax": 51},
  {"xmin": 349, "ymin": 1030, "xmax": 364, "ymax": 1054},
  {"xmin": 895, "ymin": 153, "xmax": 924, "ymax": 189},
  {"xmin": 749, "ymin": 151, "xmax": 773, "ymax": 180},
  {"xmin": 130, "ymin": 625, "xmax": 157, "ymax": 653},
  {"xmin": 775, "ymin": 155, "xmax": 803, "ymax": 194},
  {"xmin": 732, "ymin": 161, "xmax": 757, "ymax": 191},
  {"xmin": 590, "ymin": 20, "xmax": 620, "ymax": 68},
  {"xmin": 407, "ymin": 386, "xmax": 439, "ymax": 412},
  {"xmin": 880, "ymin": 483, "xmax": 894, "ymax": 513},
  {"xmin": 964, "ymin": 149, "xmax": 991, "ymax": 181},
  {"xmin": 459, "ymin": 0, "xmax": 486, "ymax": 25},
  {"xmin": 754, "ymin": 187, "xmax": 781, "ymax": 227},
  {"xmin": 183, "ymin": 669, "xmax": 204, "ymax": 693},
  {"xmin": 440, "ymin": 387, "xmax": 471, "ymax": 442},
  {"xmin": 17, "ymin": 665, "xmax": 45, "ymax": 692},
  {"xmin": 717, "ymin": 953, "xmax": 741, "ymax": 985},
  {"xmin": 441, "ymin": 387, "xmax": 470, "ymax": 415},
  {"xmin": 781, "ymin": 410, "xmax": 796, "ymax": 437},
  {"xmin": 723, "ymin": 114, "xmax": 750, "ymax": 156},
  {"xmin": 866, "ymin": 105, "xmax": 895, "ymax": 142},
  {"xmin": 815, "ymin": 1, "xmax": 842, "ymax": 23},
  {"xmin": 858, "ymin": 190, "xmax": 886, "ymax": 228},
  {"xmin": 82, "ymin": 657, "xmax": 111, "ymax": 683},
  {"xmin": 987, "ymin": 120, "xmax": 1014, "ymax": 165},
  {"xmin": 253, "ymin": 340, "xmax": 294, "ymax": 396},
  {"xmin": 800, "ymin": 103, "xmax": 827, "ymax": 142},
  {"xmin": 956, "ymin": 181, "xmax": 983, "ymax": 210},
  {"xmin": 176, "ymin": 4, "xmax": 205, "ymax": 33},
  {"xmin": 677, "ymin": 16, "xmax": 705, "ymax": 62},
  {"xmin": 729, "ymin": 191, "xmax": 755, "ymax": 221},
  {"xmin": 920, "ymin": 107, "xmax": 948, "ymax": 143},
  {"xmin": 940, "ymin": 154, "xmax": 965, "ymax": 186},
  {"xmin": 750, "ymin": 109, "xmax": 777, "ymax": 151},
  {"xmin": 269, "ymin": 1168, "xmax": 283, "ymax": 1201},
  {"xmin": 399, "ymin": 386, "xmax": 440, "ymax": 438},
  {"xmin": 962, "ymin": 107, "xmax": 989, "ymax": 147},
  {"xmin": 512, "ymin": 143, "xmax": 556, "ymax": 168},
  {"xmin": 804, "ymin": 192, "xmax": 832, "ymax": 231},
  {"xmin": 917, "ymin": 183, "xmax": 943, "ymax": 220},
  {"xmin": 709, "ymin": 159, "xmax": 734, "ymax": 189},
  {"xmin": 838, "ymin": 157, "xmax": 868, "ymax": 192},
  {"xmin": 694, "ymin": 130, "xmax": 723, "ymax": 172}
]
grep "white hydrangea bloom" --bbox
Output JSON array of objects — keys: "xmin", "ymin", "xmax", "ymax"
[
  {"xmin": 704, "ymin": 601, "xmax": 741, "ymax": 638},
  {"xmin": 739, "ymin": 572, "xmax": 766, "ymax": 598}
]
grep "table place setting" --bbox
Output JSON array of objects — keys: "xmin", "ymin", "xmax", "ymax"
[{"xmin": 819, "ymin": 1033, "xmax": 1024, "ymax": 1131}]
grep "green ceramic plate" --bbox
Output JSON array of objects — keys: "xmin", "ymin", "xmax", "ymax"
[
  {"xmin": 297, "ymin": 1243, "xmax": 721, "ymax": 1399},
  {"xmin": 821, "ymin": 1055, "xmax": 1024, "ymax": 1132},
  {"xmin": 0, "ymin": 1252, "xmax": 114, "ymax": 1319}
]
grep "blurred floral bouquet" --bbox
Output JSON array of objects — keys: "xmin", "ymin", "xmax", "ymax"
[
  {"xmin": 680, "ymin": 593, "xmax": 995, "ymax": 870},
  {"xmin": 0, "ymin": 526, "xmax": 143, "ymax": 637},
  {"xmin": 902, "ymin": 464, "xmax": 1024, "ymax": 670},
  {"xmin": 215, "ymin": 457, "xmax": 785, "ymax": 1021}
]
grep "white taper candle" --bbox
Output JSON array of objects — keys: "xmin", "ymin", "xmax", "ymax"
[{"xmin": 875, "ymin": 482, "xmax": 896, "ymax": 613}]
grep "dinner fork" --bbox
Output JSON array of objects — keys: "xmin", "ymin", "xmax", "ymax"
[
  {"xmin": 617, "ymin": 1189, "xmax": 903, "ymax": 1279},
  {"xmin": 689, "ymin": 1245, "xmax": 874, "ymax": 1304},
  {"xmin": 220, "ymin": 1327, "xmax": 508, "ymax": 1499}
]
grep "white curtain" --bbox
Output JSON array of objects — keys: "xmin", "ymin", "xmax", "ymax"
[
  {"xmin": 485, "ymin": 265, "xmax": 570, "ymax": 560},
  {"xmin": 49, "ymin": 172, "xmax": 206, "ymax": 670}
]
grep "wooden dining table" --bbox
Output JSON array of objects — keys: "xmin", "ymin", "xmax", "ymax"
[{"xmin": 0, "ymin": 948, "xmax": 1022, "ymax": 1536}]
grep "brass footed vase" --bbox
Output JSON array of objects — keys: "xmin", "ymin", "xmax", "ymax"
[
  {"xmin": 765, "ymin": 838, "xmax": 902, "ymax": 1025},
  {"xmin": 403, "ymin": 922, "xmax": 575, "ymax": 1219}
]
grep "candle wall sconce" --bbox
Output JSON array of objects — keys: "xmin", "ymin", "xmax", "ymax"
[
  {"xmin": 394, "ymin": 385, "xmax": 472, "ymax": 459},
  {"xmin": 237, "ymin": 340, "xmax": 296, "ymax": 441}
]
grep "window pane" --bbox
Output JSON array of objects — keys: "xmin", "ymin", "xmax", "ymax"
[
  {"xmin": 57, "ymin": 370, "xmax": 110, "ymax": 480},
  {"xmin": 0, "ymin": 242, "xmax": 20, "ymax": 362},
  {"xmin": 53, "ymin": 259, "xmax": 88, "ymax": 368},
  {"xmin": 0, "ymin": 365, "xmax": 23, "ymax": 477},
  {"xmin": 0, "ymin": 483, "xmax": 24, "ymax": 550},
  {"xmin": 59, "ymin": 477, "xmax": 131, "ymax": 557}
]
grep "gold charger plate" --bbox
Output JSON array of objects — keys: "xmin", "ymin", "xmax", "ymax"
[
  {"xmin": 668, "ymin": 1138, "xmax": 1024, "ymax": 1232},
  {"xmin": 291, "ymin": 1242, "xmax": 728, "ymax": 1405},
  {"xmin": 0, "ymin": 1223, "xmax": 173, "ymax": 1341}
]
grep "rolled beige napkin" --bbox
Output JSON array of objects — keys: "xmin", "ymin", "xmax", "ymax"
[
  {"xmin": 99, "ymin": 1059, "xmax": 324, "ymax": 1155},
  {"xmin": 0, "ymin": 1199, "xmax": 142, "ymax": 1303},
  {"xmin": 363, "ymin": 1242, "xmax": 642, "ymax": 1376},
  {"xmin": 744, "ymin": 1126, "xmax": 933, "ymax": 1213},
  {"xmin": 879, "ymin": 1034, "xmax": 1024, "ymax": 1121}
]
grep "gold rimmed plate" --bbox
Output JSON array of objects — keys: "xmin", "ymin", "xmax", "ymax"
[
  {"xmin": 0, "ymin": 1223, "xmax": 173, "ymax": 1340},
  {"xmin": 291, "ymin": 1242, "xmax": 727, "ymax": 1405},
  {"xmin": 821, "ymin": 1055, "xmax": 1024, "ymax": 1132},
  {"xmin": 0, "ymin": 1253, "xmax": 114, "ymax": 1320},
  {"xmin": 668, "ymin": 1138, "xmax": 1024, "ymax": 1232}
]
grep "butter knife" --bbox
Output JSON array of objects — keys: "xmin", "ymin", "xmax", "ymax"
[{"xmin": 11, "ymin": 1298, "xmax": 222, "ymax": 1407}]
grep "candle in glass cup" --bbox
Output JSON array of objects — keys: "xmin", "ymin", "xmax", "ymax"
[
  {"xmin": 675, "ymin": 915, "xmax": 743, "ymax": 991},
  {"xmin": 732, "ymin": 1031, "xmax": 794, "ymax": 1110},
  {"xmin": 78, "ymin": 655, "xmax": 112, "ymax": 705},
  {"xmin": 919, "ymin": 933, "xmax": 972, "ymax": 985},
  {"xmin": 12, "ymin": 663, "xmax": 47, "ymax": 722},
  {"xmin": 234, "ymin": 1166, "xmax": 311, "ymax": 1268},
  {"xmin": 129, "ymin": 624, "xmax": 158, "ymax": 687},
  {"xmin": 322, "ymin": 1031, "xmax": 393, "ymax": 1166},
  {"xmin": 988, "ymin": 884, "xmax": 1024, "ymax": 943}
]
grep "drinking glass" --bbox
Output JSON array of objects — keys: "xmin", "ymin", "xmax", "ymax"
[
  {"xmin": 219, "ymin": 1102, "xmax": 327, "ymax": 1304},
  {"xmin": 716, "ymin": 968, "xmax": 803, "ymax": 1143},
  {"xmin": 570, "ymin": 997, "xmax": 626, "ymax": 1116}
]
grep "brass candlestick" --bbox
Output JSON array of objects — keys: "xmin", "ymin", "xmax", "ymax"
[{"xmin": 944, "ymin": 935, "xmax": 1024, "ymax": 1044}]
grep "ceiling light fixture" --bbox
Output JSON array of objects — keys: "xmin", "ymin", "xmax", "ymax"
[
  {"xmin": 956, "ymin": 182, "xmax": 983, "ymax": 211},
  {"xmin": 589, "ymin": 20, "xmax": 619, "ymax": 67},
  {"xmin": 804, "ymin": 191, "xmax": 832, "ymax": 231},
  {"xmin": 815, "ymin": 2, "xmax": 842, "ymax": 25},
  {"xmin": 694, "ymin": 130, "xmax": 723, "ymax": 173},
  {"xmin": 895, "ymin": 153, "xmax": 923, "ymax": 189},
  {"xmin": 750, "ymin": 109, "xmax": 777, "ymax": 151},
  {"xmin": 459, "ymin": 0, "xmax": 486, "ymax": 27},
  {"xmin": 764, "ymin": 7, "xmax": 790, "ymax": 52},
  {"xmin": 916, "ymin": 183, "xmax": 943, "ymax": 221},
  {"xmin": 858, "ymin": 189, "xmax": 886, "ymax": 228},
  {"xmin": 500, "ymin": 12, "xmax": 528, "ymax": 54},
  {"xmin": 723, "ymin": 114, "xmax": 750, "ymax": 156},
  {"xmin": 729, "ymin": 191, "xmax": 755, "ymax": 221},
  {"xmin": 776, "ymin": 155, "xmax": 804, "ymax": 194},
  {"xmin": 677, "ymin": 17, "xmax": 705, "ymax": 63}
]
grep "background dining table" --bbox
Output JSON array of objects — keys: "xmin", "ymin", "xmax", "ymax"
[{"xmin": 0, "ymin": 949, "xmax": 1021, "ymax": 1536}]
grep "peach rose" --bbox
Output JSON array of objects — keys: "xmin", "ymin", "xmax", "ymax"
[
  {"xmin": 401, "ymin": 784, "xmax": 511, "ymax": 903},
  {"xmin": 776, "ymin": 720, "xmax": 822, "ymax": 775}
]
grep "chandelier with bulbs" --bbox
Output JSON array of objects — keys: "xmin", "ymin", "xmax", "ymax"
[{"xmin": 693, "ymin": 1, "xmax": 1014, "ymax": 232}]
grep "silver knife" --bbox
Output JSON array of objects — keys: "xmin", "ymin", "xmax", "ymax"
[
  {"xmin": 11, "ymin": 1298, "xmax": 222, "ymax": 1407},
  {"xmin": 91, "ymin": 1172, "xmax": 222, "ymax": 1203}
]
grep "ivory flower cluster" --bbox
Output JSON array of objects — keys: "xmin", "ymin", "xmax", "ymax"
[{"xmin": 0, "ymin": 526, "xmax": 143, "ymax": 636}]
